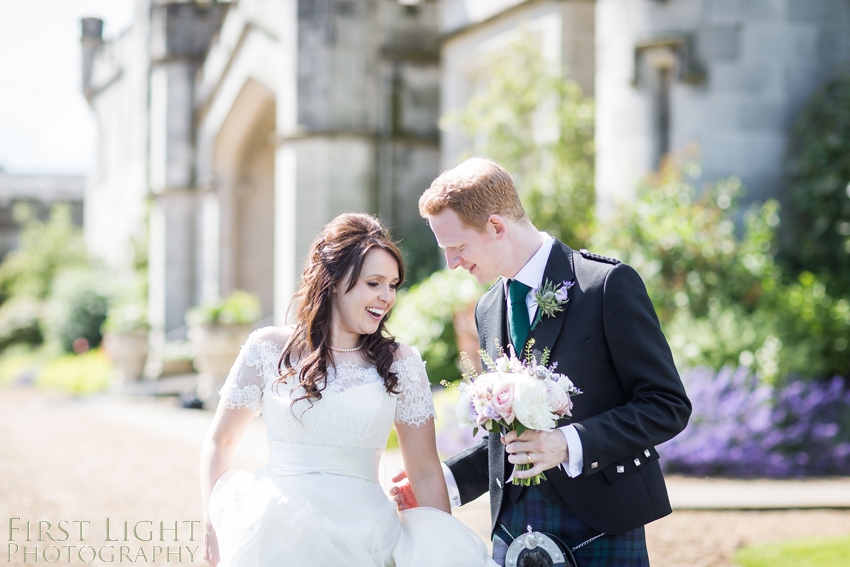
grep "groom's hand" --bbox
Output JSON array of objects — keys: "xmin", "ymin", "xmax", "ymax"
[
  {"xmin": 389, "ymin": 470, "xmax": 419, "ymax": 510},
  {"xmin": 503, "ymin": 429, "xmax": 568, "ymax": 479}
]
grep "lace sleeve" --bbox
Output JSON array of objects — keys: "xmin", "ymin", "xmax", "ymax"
[
  {"xmin": 393, "ymin": 347, "xmax": 436, "ymax": 427},
  {"xmin": 218, "ymin": 328, "xmax": 283, "ymax": 416}
]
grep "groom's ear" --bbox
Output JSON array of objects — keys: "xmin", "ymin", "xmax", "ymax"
[{"xmin": 488, "ymin": 214, "xmax": 509, "ymax": 239}]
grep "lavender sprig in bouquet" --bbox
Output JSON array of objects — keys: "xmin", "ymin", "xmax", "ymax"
[{"xmin": 453, "ymin": 340, "xmax": 582, "ymax": 485}]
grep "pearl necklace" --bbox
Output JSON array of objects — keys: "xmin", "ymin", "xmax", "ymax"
[{"xmin": 329, "ymin": 344, "xmax": 363, "ymax": 353}]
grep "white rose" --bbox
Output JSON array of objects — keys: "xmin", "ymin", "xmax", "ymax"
[
  {"xmin": 512, "ymin": 376, "xmax": 556, "ymax": 431},
  {"xmin": 543, "ymin": 379, "xmax": 572, "ymax": 417}
]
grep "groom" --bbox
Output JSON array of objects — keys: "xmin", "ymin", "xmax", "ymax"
[{"xmin": 410, "ymin": 158, "xmax": 691, "ymax": 566}]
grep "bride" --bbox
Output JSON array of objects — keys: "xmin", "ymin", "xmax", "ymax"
[{"xmin": 200, "ymin": 213, "xmax": 496, "ymax": 566}]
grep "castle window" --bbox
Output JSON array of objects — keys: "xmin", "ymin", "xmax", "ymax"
[{"xmin": 633, "ymin": 35, "xmax": 704, "ymax": 169}]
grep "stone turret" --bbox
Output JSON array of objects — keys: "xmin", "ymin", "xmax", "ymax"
[{"xmin": 80, "ymin": 17, "xmax": 104, "ymax": 100}]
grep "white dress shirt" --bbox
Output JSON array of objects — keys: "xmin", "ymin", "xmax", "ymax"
[{"xmin": 443, "ymin": 233, "xmax": 584, "ymax": 508}]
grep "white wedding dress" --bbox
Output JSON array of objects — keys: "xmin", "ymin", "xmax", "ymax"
[{"xmin": 209, "ymin": 327, "xmax": 496, "ymax": 567}]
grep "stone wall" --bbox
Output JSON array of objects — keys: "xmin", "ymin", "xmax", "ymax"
[{"xmin": 595, "ymin": 0, "xmax": 850, "ymax": 215}]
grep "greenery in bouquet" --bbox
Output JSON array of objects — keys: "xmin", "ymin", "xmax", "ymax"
[
  {"xmin": 185, "ymin": 290, "xmax": 262, "ymax": 327},
  {"xmin": 453, "ymin": 340, "xmax": 581, "ymax": 485}
]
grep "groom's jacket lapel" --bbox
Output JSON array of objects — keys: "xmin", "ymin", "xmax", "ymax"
[
  {"xmin": 474, "ymin": 280, "xmax": 511, "ymax": 529},
  {"xmin": 478, "ymin": 279, "xmax": 508, "ymax": 361},
  {"xmin": 527, "ymin": 240, "xmax": 575, "ymax": 359}
]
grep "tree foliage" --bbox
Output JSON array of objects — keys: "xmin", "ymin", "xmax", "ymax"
[
  {"xmin": 0, "ymin": 204, "xmax": 89, "ymax": 301},
  {"xmin": 443, "ymin": 30, "xmax": 595, "ymax": 248}
]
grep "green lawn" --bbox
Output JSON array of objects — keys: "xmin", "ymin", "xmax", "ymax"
[{"xmin": 736, "ymin": 535, "xmax": 850, "ymax": 567}]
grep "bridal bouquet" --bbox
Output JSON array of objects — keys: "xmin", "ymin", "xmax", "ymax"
[{"xmin": 454, "ymin": 341, "xmax": 582, "ymax": 485}]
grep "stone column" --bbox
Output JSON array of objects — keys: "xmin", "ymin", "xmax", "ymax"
[
  {"xmin": 273, "ymin": 0, "xmax": 442, "ymax": 324},
  {"xmin": 146, "ymin": 1, "xmax": 228, "ymax": 375},
  {"xmin": 273, "ymin": 0, "xmax": 379, "ymax": 324}
]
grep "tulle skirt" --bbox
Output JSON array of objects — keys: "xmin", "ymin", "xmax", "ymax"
[{"xmin": 210, "ymin": 466, "xmax": 496, "ymax": 566}]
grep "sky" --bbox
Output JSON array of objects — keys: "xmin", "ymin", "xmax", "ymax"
[{"xmin": 0, "ymin": 0, "xmax": 134, "ymax": 175}]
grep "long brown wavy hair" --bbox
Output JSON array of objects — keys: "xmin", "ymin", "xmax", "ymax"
[{"xmin": 277, "ymin": 213, "xmax": 405, "ymax": 405}]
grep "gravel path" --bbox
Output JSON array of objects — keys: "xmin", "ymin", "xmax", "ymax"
[{"xmin": 2, "ymin": 387, "xmax": 849, "ymax": 567}]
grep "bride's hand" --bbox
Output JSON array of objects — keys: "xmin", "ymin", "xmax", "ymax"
[
  {"xmin": 389, "ymin": 469, "xmax": 419, "ymax": 510},
  {"xmin": 203, "ymin": 522, "xmax": 220, "ymax": 567}
]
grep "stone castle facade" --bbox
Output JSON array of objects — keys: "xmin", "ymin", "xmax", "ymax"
[{"xmin": 82, "ymin": 0, "xmax": 850, "ymax": 367}]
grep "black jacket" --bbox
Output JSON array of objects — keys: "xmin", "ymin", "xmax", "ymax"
[{"xmin": 445, "ymin": 240, "xmax": 692, "ymax": 535}]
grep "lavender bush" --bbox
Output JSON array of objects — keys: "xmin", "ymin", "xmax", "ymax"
[{"xmin": 660, "ymin": 367, "xmax": 850, "ymax": 477}]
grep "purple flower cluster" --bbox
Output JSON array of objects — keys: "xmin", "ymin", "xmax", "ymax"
[{"xmin": 659, "ymin": 367, "xmax": 850, "ymax": 477}]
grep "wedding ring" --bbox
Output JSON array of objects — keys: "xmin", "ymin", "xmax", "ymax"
[{"xmin": 526, "ymin": 453, "xmax": 533, "ymax": 465}]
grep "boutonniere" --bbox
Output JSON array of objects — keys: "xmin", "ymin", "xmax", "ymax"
[{"xmin": 530, "ymin": 279, "xmax": 575, "ymax": 330}]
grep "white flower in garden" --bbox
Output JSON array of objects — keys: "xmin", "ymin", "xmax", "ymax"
[{"xmin": 512, "ymin": 377, "xmax": 556, "ymax": 431}]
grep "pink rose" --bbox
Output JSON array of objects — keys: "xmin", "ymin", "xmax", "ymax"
[
  {"xmin": 545, "ymin": 379, "xmax": 573, "ymax": 417},
  {"xmin": 491, "ymin": 381, "xmax": 516, "ymax": 424}
]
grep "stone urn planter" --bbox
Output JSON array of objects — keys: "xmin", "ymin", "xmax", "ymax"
[
  {"xmin": 102, "ymin": 303, "xmax": 150, "ymax": 392},
  {"xmin": 103, "ymin": 330, "xmax": 149, "ymax": 391},
  {"xmin": 186, "ymin": 291, "xmax": 262, "ymax": 408},
  {"xmin": 188, "ymin": 323, "xmax": 253, "ymax": 407}
]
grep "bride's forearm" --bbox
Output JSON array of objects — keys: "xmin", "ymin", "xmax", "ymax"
[
  {"xmin": 200, "ymin": 439, "xmax": 235, "ymax": 522},
  {"xmin": 408, "ymin": 466, "xmax": 451, "ymax": 513},
  {"xmin": 200, "ymin": 407, "xmax": 255, "ymax": 522}
]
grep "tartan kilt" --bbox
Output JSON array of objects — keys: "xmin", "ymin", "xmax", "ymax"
[{"xmin": 494, "ymin": 486, "xmax": 649, "ymax": 567}]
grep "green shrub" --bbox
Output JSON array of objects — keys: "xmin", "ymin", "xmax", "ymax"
[
  {"xmin": 186, "ymin": 290, "xmax": 262, "ymax": 326},
  {"xmin": 592, "ymin": 163, "xmax": 778, "ymax": 322},
  {"xmin": 593, "ymin": 163, "xmax": 850, "ymax": 381},
  {"xmin": 784, "ymin": 73, "xmax": 850, "ymax": 295},
  {"xmin": 46, "ymin": 269, "xmax": 111, "ymax": 353},
  {"xmin": 0, "ymin": 296, "xmax": 43, "ymax": 351},
  {"xmin": 389, "ymin": 268, "xmax": 487, "ymax": 384}
]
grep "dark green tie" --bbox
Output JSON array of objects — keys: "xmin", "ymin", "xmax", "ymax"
[{"xmin": 508, "ymin": 279, "xmax": 532, "ymax": 355}]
